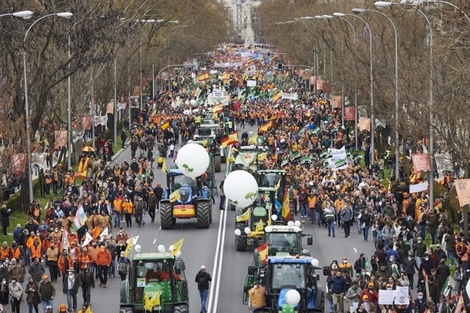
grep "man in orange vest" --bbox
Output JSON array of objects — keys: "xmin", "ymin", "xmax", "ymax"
[{"xmin": 96, "ymin": 244, "xmax": 112, "ymax": 288}]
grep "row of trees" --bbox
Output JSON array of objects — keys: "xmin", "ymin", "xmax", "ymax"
[
  {"xmin": 257, "ymin": 0, "xmax": 470, "ymax": 178},
  {"xmin": 0, "ymin": 0, "xmax": 230, "ymax": 205}
]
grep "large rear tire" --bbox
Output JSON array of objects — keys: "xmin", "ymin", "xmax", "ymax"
[
  {"xmin": 235, "ymin": 235, "xmax": 248, "ymax": 251},
  {"xmin": 160, "ymin": 202, "xmax": 174, "ymax": 229},
  {"xmin": 214, "ymin": 154, "xmax": 221, "ymax": 173},
  {"xmin": 197, "ymin": 201, "xmax": 211, "ymax": 229}
]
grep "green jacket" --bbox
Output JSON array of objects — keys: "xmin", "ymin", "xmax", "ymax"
[
  {"xmin": 38, "ymin": 281, "xmax": 56, "ymax": 300},
  {"xmin": 62, "ymin": 273, "xmax": 81, "ymax": 295}
]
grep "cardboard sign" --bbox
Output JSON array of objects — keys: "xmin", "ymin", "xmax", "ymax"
[
  {"xmin": 344, "ymin": 106, "xmax": 356, "ymax": 121},
  {"xmin": 411, "ymin": 154, "xmax": 431, "ymax": 172},
  {"xmin": 455, "ymin": 179, "xmax": 470, "ymax": 207}
]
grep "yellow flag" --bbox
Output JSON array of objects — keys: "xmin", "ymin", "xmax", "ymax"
[
  {"xmin": 171, "ymin": 238, "xmax": 184, "ymax": 256},
  {"xmin": 257, "ymin": 152, "xmax": 267, "ymax": 162},
  {"xmin": 123, "ymin": 237, "xmax": 134, "ymax": 257},
  {"xmin": 161, "ymin": 159, "xmax": 167, "ymax": 173},
  {"xmin": 248, "ymin": 134, "xmax": 258, "ymax": 145},
  {"xmin": 144, "ymin": 290, "xmax": 161, "ymax": 311},
  {"xmin": 236, "ymin": 208, "xmax": 251, "ymax": 222},
  {"xmin": 255, "ymin": 219, "xmax": 264, "ymax": 232},
  {"xmin": 169, "ymin": 190, "xmax": 181, "ymax": 203}
]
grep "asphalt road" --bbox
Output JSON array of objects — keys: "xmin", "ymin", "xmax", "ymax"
[{"xmin": 16, "ymin": 126, "xmax": 378, "ymax": 313}]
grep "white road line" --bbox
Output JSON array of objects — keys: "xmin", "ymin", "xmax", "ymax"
[
  {"xmin": 152, "ymin": 239, "xmax": 157, "ymax": 245},
  {"xmin": 353, "ymin": 247, "xmax": 358, "ymax": 253}
]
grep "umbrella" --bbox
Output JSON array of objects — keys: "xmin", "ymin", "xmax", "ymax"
[{"xmin": 82, "ymin": 146, "xmax": 94, "ymax": 152}]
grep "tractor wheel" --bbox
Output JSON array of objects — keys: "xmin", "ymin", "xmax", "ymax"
[
  {"xmin": 197, "ymin": 201, "xmax": 211, "ymax": 229},
  {"xmin": 235, "ymin": 234, "xmax": 247, "ymax": 251},
  {"xmin": 174, "ymin": 304, "xmax": 189, "ymax": 313},
  {"xmin": 160, "ymin": 202, "xmax": 174, "ymax": 229},
  {"xmin": 214, "ymin": 154, "xmax": 221, "ymax": 173}
]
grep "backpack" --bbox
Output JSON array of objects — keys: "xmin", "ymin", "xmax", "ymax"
[{"xmin": 118, "ymin": 261, "xmax": 128, "ymax": 275}]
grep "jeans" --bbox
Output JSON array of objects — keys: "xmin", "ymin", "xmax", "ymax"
[
  {"xmin": 356, "ymin": 216, "xmax": 362, "ymax": 234},
  {"xmin": 24, "ymin": 247, "xmax": 31, "ymax": 266},
  {"xmin": 419, "ymin": 224, "xmax": 426, "ymax": 240},
  {"xmin": 327, "ymin": 221, "xmax": 335, "ymax": 237},
  {"xmin": 316, "ymin": 211, "xmax": 323, "ymax": 227},
  {"xmin": 300, "ymin": 204, "xmax": 307, "ymax": 217},
  {"xmin": 363, "ymin": 226, "xmax": 370, "ymax": 242},
  {"xmin": 447, "ymin": 250, "xmax": 455, "ymax": 266},
  {"xmin": 199, "ymin": 289, "xmax": 209, "ymax": 313},
  {"xmin": 91, "ymin": 263, "xmax": 98, "ymax": 279},
  {"xmin": 108, "ymin": 260, "xmax": 116, "ymax": 277},
  {"xmin": 82, "ymin": 286, "xmax": 91, "ymax": 304},
  {"xmin": 343, "ymin": 220, "xmax": 351, "ymax": 237},
  {"xmin": 219, "ymin": 195, "xmax": 226, "ymax": 209},
  {"xmin": 66, "ymin": 289, "xmax": 77, "ymax": 311},
  {"xmin": 42, "ymin": 300, "xmax": 53, "ymax": 313},
  {"xmin": 29, "ymin": 302, "xmax": 39, "ymax": 313},
  {"xmin": 113, "ymin": 212, "xmax": 121, "ymax": 227}
]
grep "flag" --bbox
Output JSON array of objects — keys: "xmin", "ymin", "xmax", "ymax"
[
  {"xmin": 255, "ymin": 219, "xmax": 264, "ymax": 232},
  {"xmin": 259, "ymin": 121, "xmax": 273, "ymax": 133},
  {"xmin": 191, "ymin": 87, "xmax": 201, "ymax": 99},
  {"xmin": 171, "ymin": 238, "xmax": 184, "ymax": 256},
  {"xmin": 144, "ymin": 290, "xmax": 161, "ymax": 311},
  {"xmin": 257, "ymin": 152, "xmax": 267, "ymax": 162},
  {"xmin": 100, "ymin": 228, "xmax": 109, "ymax": 240},
  {"xmin": 161, "ymin": 120, "xmax": 170, "ymax": 131},
  {"xmin": 169, "ymin": 190, "xmax": 181, "ymax": 203},
  {"xmin": 290, "ymin": 151, "xmax": 301, "ymax": 162},
  {"xmin": 281, "ymin": 159, "xmax": 289, "ymax": 168},
  {"xmin": 235, "ymin": 151, "xmax": 257, "ymax": 167},
  {"xmin": 62, "ymin": 228, "xmax": 69, "ymax": 251},
  {"xmin": 256, "ymin": 242, "xmax": 268, "ymax": 265},
  {"xmin": 123, "ymin": 236, "xmax": 139, "ymax": 257},
  {"xmin": 272, "ymin": 90, "xmax": 282, "ymax": 103},
  {"xmin": 282, "ymin": 188, "xmax": 291, "ymax": 220},
  {"xmin": 82, "ymin": 232, "xmax": 93, "ymax": 247},
  {"xmin": 248, "ymin": 134, "xmax": 258, "ymax": 145},
  {"xmin": 221, "ymin": 132, "xmax": 238, "ymax": 148},
  {"xmin": 300, "ymin": 156, "xmax": 313, "ymax": 165},
  {"xmin": 212, "ymin": 104, "xmax": 223, "ymax": 114},
  {"xmin": 161, "ymin": 158, "xmax": 167, "ymax": 173},
  {"xmin": 455, "ymin": 293, "xmax": 464, "ymax": 313},
  {"xmin": 236, "ymin": 208, "xmax": 251, "ymax": 222},
  {"xmin": 197, "ymin": 73, "xmax": 209, "ymax": 82},
  {"xmin": 74, "ymin": 205, "xmax": 88, "ymax": 231}
]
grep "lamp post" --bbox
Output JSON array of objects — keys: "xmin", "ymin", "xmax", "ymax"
[
  {"xmin": 0, "ymin": 10, "xmax": 33, "ymax": 18},
  {"xmin": 376, "ymin": 0, "xmax": 435, "ymax": 216},
  {"xmin": 23, "ymin": 12, "xmax": 73, "ymax": 203},
  {"xmin": 421, "ymin": 0, "xmax": 470, "ymax": 23},
  {"xmin": 333, "ymin": 12, "xmax": 375, "ymax": 165},
  {"xmin": 354, "ymin": 6, "xmax": 400, "ymax": 179}
]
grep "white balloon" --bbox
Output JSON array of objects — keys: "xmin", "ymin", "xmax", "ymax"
[
  {"xmin": 175, "ymin": 143, "xmax": 210, "ymax": 179},
  {"xmin": 157, "ymin": 245, "xmax": 166, "ymax": 253},
  {"xmin": 223, "ymin": 171, "xmax": 258, "ymax": 208},
  {"xmin": 175, "ymin": 251, "xmax": 182, "ymax": 258},
  {"xmin": 190, "ymin": 99, "xmax": 197, "ymax": 106},
  {"xmin": 244, "ymin": 227, "xmax": 251, "ymax": 235},
  {"xmin": 285, "ymin": 289, "xmax": 301, "ymax": 305},
  {"xmin": 134, "ymin": 244, "xmax": 142, "ymax": 253},
  {"xmin": 169, "ymin": 245, "xmax": 174, "ymax": 252},
  {"xmin": 287, "ymin": 221, "xmax": 294, "ymax": 227},
  {"xmin": 271, "ymin": 214, "xmax": 278, "ymax": 221},
  {"xmin": 294, "ymin": 220, "xmax": 301, "ymax": 227},
  {"xmin": 234, "ymin": 229, "xmax": 242, "ymax": 236}
]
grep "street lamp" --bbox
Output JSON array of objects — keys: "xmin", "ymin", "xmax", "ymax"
[
  {"xmin": 417, "ymin": 0, "xmax": 470, "ymax": 24},
  {"xmin": 0, "ymin": 10, "xmax": 33, "ymax": 19},
  {"xmin": 23, "ymin": 12, "xmax": 73, "ymax": 203},
  {"xmin": 376, "ymin": 1, "xmax": 435, "ymax": 215},
  {"xmin": 333, "ymin": 12, "xmax": 376, "ymax": 165},
  {"xmin": 355, "ymin": 6, "xmax": 400, "ymax": 179}
]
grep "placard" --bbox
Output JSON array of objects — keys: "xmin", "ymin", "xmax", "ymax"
[
  {"xmin": 411, "ymin": 154, "xmax": 430, "ymax": 172},
  {"xmin": 409, "ymin": 182, "xmax": 429, "ymax": 194},
  {"xmin": 455, "ymin": 179, "xmax": 470, "ymax": 207},
  {"xmin": 344, "ymin": 106, "xmax": 356, "ymax": 121},
  {"xmin": 378, "ymin": 289, "xmax": 396, "ymax": 305},
  {"xmin": 332, "ymin": 96, "xmax": 342, "ymax": 109},
  {"xmin": 395, "ymin": 286, "xmax": 410, "ymax": 305},
  {"xmin": 247, "ymin": 80, "xmax": 257, "ymax": 87}
]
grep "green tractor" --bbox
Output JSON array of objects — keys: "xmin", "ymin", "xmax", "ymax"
[
  {"xmin": 234, "ymin": 169, "xmax": 291, "ymax": 251},
  {"xmin": 159, "ymin": 169, "xmax": 212, "ymax": 229},
  {"xmin": 120, "ymin": 252, "xmax": 189, "ymax": 313}
]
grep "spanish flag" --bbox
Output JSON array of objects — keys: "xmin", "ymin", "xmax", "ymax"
[
  {"xmin": 197, "ymin": 73, "xmax": 209, "ymax": 82},
  {"xmin": 272, "ymin": 90, "xmax": 282, "ymax": 103},
  {"xmin": 161, "ymin": 120, "xmax": 170, "ymax": 131},
  {"xmin": 212, "ymin": 104, "xmax": 223, "ymax": 114},
  {"xmin": 221, "ymin": 131, "xmax": 238, "ymax": 148},
  {"xmin": 256, "ymin": 242, "xmax": 269, "ymax": 265},
  {"xmin": 281, "ymin": 187, "xmax": 291, "ymax": 220},
  {"xmin": 258, "ymin": 121, "xmax": 273, "ymax": 133}
]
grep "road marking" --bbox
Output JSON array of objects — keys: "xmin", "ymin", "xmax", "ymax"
[
  {"xmin": 153, "ymin": 239, "xmax": 157, "ymax": 245},
  {"xmin": 353, "ymin": 247, "xmax": 358, "ymax": 253}
]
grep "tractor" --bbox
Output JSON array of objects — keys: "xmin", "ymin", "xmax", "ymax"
[
  {"xmin": 242, "ymin": 256, "xmax": 325, "ymax": 313},
  {"xmin": 234, "ymin": 169, "xmax": 291, "ymax": 250},
  {"xmin": 191, "ymin": 134, "xmax": 223, "ymax": 173},
  {"xmin": 159, "ymin": 169, "xmax": 212, "ymax": 229},
  {"xmin": 119, "ymin": 252, "xmax": 189, "ymax": 313}
]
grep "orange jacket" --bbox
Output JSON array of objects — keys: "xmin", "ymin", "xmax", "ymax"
[
  {"xmin": 30, "ymin": 242, "xmax": 42, "ymax": 259},
  {"xmin": 96, "ymin": 248, "xmax": 112, "ymax": 266},
  {"xmin": 88, "ymin": 246, "xmax": 99, "ymax": 262},
  {"xmin": 77, "ymin": 252, "xmax": 92, "ymax": 269},
  {"xmin": 0, "ymin": 247, "xmax": 11, "ymax": 261},
  {"xmin": 58, "ymin": 255, "xmax": 74, "ymax": 272}
]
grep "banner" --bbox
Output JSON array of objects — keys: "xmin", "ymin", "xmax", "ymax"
[
  {"xmin": 247, "ymin": 80, "xmax": 257, "ymax": 87},
  {"xmin": 316, "ymin": 80, "xmax": 324, "ymax": 91},
  {"xmin": 332, "ymin": 96, "xmax": 342, "ymax": 109},
  {"xmin": 455, "ymin": 179, "xmax": 470, "ymax": 207},
  {"xmin": 344, "ymin": 106, "xmax": 356, "ymax": 121},
  {"xmin": 12, "ymin": 153, "xmax": 27, "ymax": 176},
  {"xmin": 82, "ymin": 115, "xmax": 91, "ymax": 130},
  {"xmin": 94, "ymin": 115, "xmax": 108, "ymax": 127},
  {"xmin": 409, "ymin": 182, "xmax": 429, "ymax": 193},
  {"xmin": 31, "ymin": 153, "xmax": 46, "ymax": 167},
  {"xmin": 358, "ymin": 118, "xmax": 371, "ymax": 132},
  {"xmin": 282, "ymin": 92, "xmax": 298, "ymax": 100},
  {"xmin": 378, "ymin": 289, "xmax": 397, "ymax": 305},
  {"xmin": 54, "ymin": 130, "xmax": 67, "ymax": 149},
  {"xmin": 395, "ymin": 286, "xmax": 410, "ymax": 305},
  {"xmin": 323, "ymin": 82, "xmax": 331, "ymax": 94},
  {"xmin": 106, "ymin": 102, "xmax": 114, "ymax": 114},
  {"xmin": 411, "ymin": 154, "xmax": 430, "ymax": 172},
  {"xmin": 434, "ymin": 153, "xmax": 453, "ymax": 174}
]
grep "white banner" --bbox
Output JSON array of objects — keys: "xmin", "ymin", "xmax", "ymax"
[
  {"xmin": 435, "ymin": 153, "xmax": 453, "ymax": 174},
  {"xmin": 116, "ymin": 102, "xmax": 126, "ymax": 111},
  {"xmin": 31, "ymin": 153, "xmax": 47, "ymax": 167},
  {"xmin": 409, "ymin": 182, "xmax": 429, "ymax": 193},
  {"xmin": 282, "ymin": 92, "xmax": 298, "ymax": 100},
  {"xmin": 207, "ymin": 95, "xmax": 229, "ymax": 106},
  {"xmin": 247, "ymin": 80, "xmax": 257, "ymax": 87},
  {"xmin": 94, "ymin": 115, "xmax": 108, "ymax": 127},
  {"xmin": 395, "ymin": 286, "xmax": 410, "ymax": 305},
  {"xmin": 213, "ymin": 62, "xmax": 242, "ymax": 68},
  {"xmin": 378, "ymin": 289, "xmax": 396, "ymax": 305}
]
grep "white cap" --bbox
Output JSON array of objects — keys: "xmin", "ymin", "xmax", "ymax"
[{"xmin": 201, "ymin": 265, "xmax": 206, "ymax": 270}]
